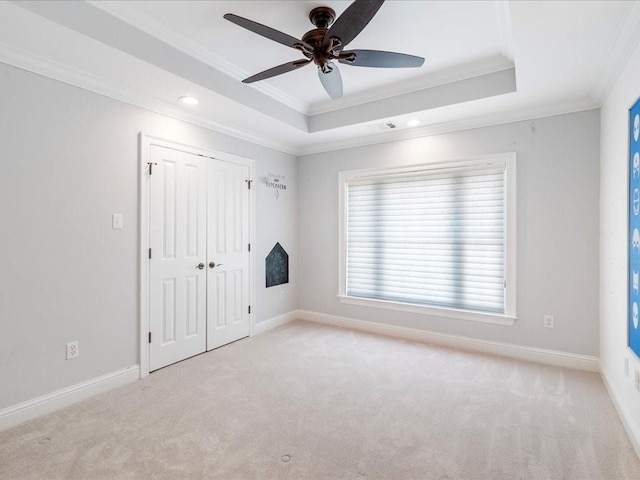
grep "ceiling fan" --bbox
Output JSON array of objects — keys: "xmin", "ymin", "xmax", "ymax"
[{"xmin": 224, "ymin": 0, "xmax": 425, "ymax": 99}]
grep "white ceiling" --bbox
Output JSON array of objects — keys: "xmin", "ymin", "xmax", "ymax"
[{"xmin": 1, "ymin": 0, "xmax": 639, "ymax": 155}]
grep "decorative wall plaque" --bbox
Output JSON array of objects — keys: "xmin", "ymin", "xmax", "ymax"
[{"xmin": 266, "ymin": 172, "xmax": 287, "ymax": 199}]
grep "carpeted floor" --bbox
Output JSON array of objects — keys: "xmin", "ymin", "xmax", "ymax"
[{"xmin": 1, "ymin": 320, "xmax": 639, "ymax": 479}]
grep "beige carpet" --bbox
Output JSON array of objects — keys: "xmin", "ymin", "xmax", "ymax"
[{"xmin": 1, "ymin": 320, "xmax": 639, "ymax": 479}]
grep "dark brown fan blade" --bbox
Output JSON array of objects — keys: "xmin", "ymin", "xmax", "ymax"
[
  {"xmin": 339, "ymin": 50, "xmax": 424, "ymax": 68},
  {"xmin": 242, "ymin": 59, "xmax": 311, "ymax": 83},
  {"xmin": 323, "ymin": 0, "xmax": 385, "ymax": 49},
  {"xmin": 318, "ymin": 63, "xmax": 343, "ymax": 99},
  {"xmin": 224, "ymin": 14, "xmax": 312, "ymax": 51}
]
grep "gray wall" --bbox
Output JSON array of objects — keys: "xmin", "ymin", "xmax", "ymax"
[
  {"xmin": 298, "ymin": 110, "xmax": 600, "ymax": 356},
  {"xmin": 0, "ymin": 63, "xmax": 297, "ymax": 409},
  {"xmin": 600, "ymin": 31, "xmax": 640, "ymax": 448},
  {"xmin": 0, "ymin": 59, "xmax": 602, "ymax": 414}
]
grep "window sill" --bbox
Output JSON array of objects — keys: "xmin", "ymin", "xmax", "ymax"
[{"xmin": 337, "ymin": 295, "xmax": 516, "ymax": 326}]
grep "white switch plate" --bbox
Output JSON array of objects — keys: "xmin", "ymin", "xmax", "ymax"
[{"xmin": 112, "ymin": 214, "xmax": 123, "ymax": 230}]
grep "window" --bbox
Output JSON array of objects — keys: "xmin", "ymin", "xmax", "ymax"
[{"xmin": 338, "ymin": 153, "xmax": 516, "ymax": 325}]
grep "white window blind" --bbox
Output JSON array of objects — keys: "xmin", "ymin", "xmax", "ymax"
[{"xmin": 345, "ymin": 161, "xmax": 506, "ymax": 314}]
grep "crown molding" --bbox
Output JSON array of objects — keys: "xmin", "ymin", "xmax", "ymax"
[
  {"xmin": 0, "ymin": 36, "xmax": 602, "ymax": 160},
  {"xmin": 87, "ymin": 0, "xmax": 309, "ymax": 114},
  {"xmin": 309, "ymin": 66, "xmax": 516, "ymax": 133},
  {"xmin": 307, "ymin": 55, "xmax": 514, "ymax": 116},
  {"xmin": 297, "ymin": 98, "xmax": 599, "ymax": 156},
  {"xmin": 0, "ymin": 40, "xmax": 298, "ymax": 156},
  {"xmin": 592, "ymin": 1, "xmax": 640, "ymax": 104},
  {"xmin": 0, "ymin": 27, "xmax": 602, "ymax": 160}
]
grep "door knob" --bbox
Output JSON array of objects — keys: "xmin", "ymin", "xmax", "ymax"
[
  {"xmin": 209, "ymin": 262, "xmax": 224, "ymax": 268},
  {"xmin": 196, "ymin": 263, "xmax": 205, "ymax": 270}
]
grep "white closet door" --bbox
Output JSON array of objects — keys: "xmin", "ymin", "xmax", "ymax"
[
  {"xmin": 207, "ymin": 159, "xmax": 251, "ymax": 350},
  {"xmin": 149, "ymin": 146, "xmax": 207, "ymax": 371}
]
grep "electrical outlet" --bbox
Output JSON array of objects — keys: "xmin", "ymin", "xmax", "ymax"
[
  {"xmin": 625, "ymin": 358, "xmax": 629, "ymax": 377},
  {"xmin": 544, "ymin": 315, "xmax": 554, "ymax": 328},
  {"xmin": 66, "ymin": 341, "xmax": 79, "ymax": 360},
  {"xmin": 280, "ymin": 290, "xmax": 285, "ymax": 300}
]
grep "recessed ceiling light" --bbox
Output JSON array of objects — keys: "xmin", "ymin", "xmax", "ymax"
[
  {"xmin": 407, "ymin": 119, "xmax": 422, "ymax": 127},
  {"xmin": 179, "ymin": 96, "xmax": 199, "ymax": 105}
]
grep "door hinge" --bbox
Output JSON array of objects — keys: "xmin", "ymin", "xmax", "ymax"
[
  {"xmin": 148, "ymin": 248, "xmax": 152, "ymax": 259},
  {"xmin": 148, "ymin": 332, "xmax": 152, "ymax": 344},
  {"xmin": 248, "ymin": 243, "xmax": 251, "ymax": 252},
  {"xmin": 246, "ymin": 179, "xmax": 252, "ymax": 190},
  {"xmin": 147, "ymin": 162, "xmax": 157, "ymax": 175},
  {"xmin": 504, "ymin": 280, "xmax": 507, "ymax": 288},
  {"xmin": 248, "ymin": 305, "xmax": 251, "ymax": 314}
]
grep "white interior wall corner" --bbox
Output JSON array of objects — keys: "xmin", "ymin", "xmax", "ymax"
[{"xmin": 599, "ymin": 30, "xmax": 640, "ymax": 457}]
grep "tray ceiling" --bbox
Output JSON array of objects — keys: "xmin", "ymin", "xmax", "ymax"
[{"xmin": 1, "ymin": 1, "xmax": 638, "ymax": 154}]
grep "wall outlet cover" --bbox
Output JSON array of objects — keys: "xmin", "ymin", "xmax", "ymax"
[
  {"xmin": 66, "ymin": 341, "xmax": 79, "ymax": 360},
  {"xmin": 625, "ymin": 357, "xmax": 629, "ymax": 376}
]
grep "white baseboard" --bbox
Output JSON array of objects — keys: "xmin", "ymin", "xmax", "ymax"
[
  {"xmin": 297, "ymin": 310, "xmax": 600, "ymax": 372},
  {"xmin": 600, "ymin": 367, "xmax": 640, "ymax": 458},
  {"xmin": 0, "ymin": 365, "xmax": 139, "ymax": 432},
  {"xmin": 254, "ymin": 310, "xmax": 298, "ymax": 335}
]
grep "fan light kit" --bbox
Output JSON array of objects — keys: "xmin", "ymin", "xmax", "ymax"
[
  {"xmin": 224, "ymin": 0, "xmax": 425, "ymax": 99},
  {"xmin": 179, "ymin": 96, "xmax": 199, "ymax": 105}
]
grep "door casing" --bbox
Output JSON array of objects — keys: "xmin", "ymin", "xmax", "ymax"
[{"xmin": 139, "ymin": 133, "xmax": 255, "ymax": 378}]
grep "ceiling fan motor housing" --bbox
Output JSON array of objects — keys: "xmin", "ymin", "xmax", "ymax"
[
  {"xmin": 301, "ymin": 29, "xmax": 330, "ymax": 67},
  {"xmin": 302, "ymin": 7, "xmax": 355, "ymax": 73}
]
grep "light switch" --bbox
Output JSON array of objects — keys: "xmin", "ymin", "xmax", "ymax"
[{"xmin": 112, "ymin": 214, "xmax": 123, "ymax": 230}]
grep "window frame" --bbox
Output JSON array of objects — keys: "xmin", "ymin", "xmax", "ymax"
[{"xmin": 338, "ymin": 153, "xmax": 517, "ymax": 326}]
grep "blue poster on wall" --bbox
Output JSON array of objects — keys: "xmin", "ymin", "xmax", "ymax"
[{"xmin": 629, "ymin": 97, "xmax": 640, "ymax": 358}]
